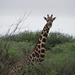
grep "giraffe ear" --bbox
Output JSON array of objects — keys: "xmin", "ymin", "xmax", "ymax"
[
  {"xmin": 44, "ymin": 17, "xmax": 47, "ymax": 21},
  {"xmin": 53, "ymin": 17, "xmax": 56, "ymax": 21}
]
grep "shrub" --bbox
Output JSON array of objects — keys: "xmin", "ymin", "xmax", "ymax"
[
  {"xmin": 46, "ymin": 70, "xmax": 58, "ymax": 75},
  {"xmin": 46, "ymin": 31, "xmax": 73, "ymax": 49}
]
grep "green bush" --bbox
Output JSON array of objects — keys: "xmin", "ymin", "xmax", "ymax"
[
  {"xmin": 0, "ymin": 31, "xmax": 75, "ymax": 75},
  {"xmin": 46, "ymin": 31, "xmax": 73, "ymax": 49},
  {"xmin": 8, "ymin": 30, "xmax": 41, "ymax": 43},
  {"xmin": 1, "ymin": 31, "xmax": 74, "ymax": 49},
  {"xmin": 46, "ymin": 70, "xmax": 58, "ymax": 75},
  {"xmin": 45, "ymin": 41, "xmax": 75, "ymax": 75}
]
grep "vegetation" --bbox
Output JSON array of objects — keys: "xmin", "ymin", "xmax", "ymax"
[{"xmin": 0, "ymin": 31, "xmax": 75, "ymax": 75}]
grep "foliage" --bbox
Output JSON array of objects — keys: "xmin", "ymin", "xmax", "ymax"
[
  {"xmin": 45, "ymin": 41, "xmax": 75, "ymax": 75},
  {"xmin": 7, "ymin": 30, "xmax": 41, "ymax": 43},
  {"xmin": 2, "ymin": 31, "xmax": 74, "ymax": 49},
  {"xmin": 46, "ymin": 31, "xmax": 73, "ymax": 49},
  {"xmin": 0, "ymin": 31, "xmax": 75, "ymax": 75},
  {"xmin": 46, "ymin": 70, "xmax": 58, "ymax": 75}
]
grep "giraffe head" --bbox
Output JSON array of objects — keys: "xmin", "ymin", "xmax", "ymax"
[{"xmin": 44, "ymin": 14, "xmax": 56, "ymax": 26}]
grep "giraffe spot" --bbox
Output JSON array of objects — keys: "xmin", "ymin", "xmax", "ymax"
[
  {"xmin": 32, "ymin": 58, "xmax": 35, "ymax": 62},
  {"xmin": 40, "ymin": 35, "xmax": 42, "ymax": 40},
  {"xmin": 38, "ymin": 40, "xmax": 41, "ymax": 44},
  {"xmin": 37, "ymin": 44, "xmax": 41, "ymax": 49},
  {"xmin": 41, "ymin": 43, "xmax": 45, "ymax": 48},
  {"xmin": 38, "ymin": 50, "xmax": 40, "ymax": 53},
  {"xmin": 42, "ymin": 38, "xmax": 46, "ymax": 42},
  {"xmin": 47, "ymin": 30, "xmax": 49, "ymax": 33},
  {"xmin": 43, "ymin": 33, "xmax": 47, "ymax": 37},
  {"xmin": 36, "ymin": 48, "xmax": 38, "ymax": 51},
  {"xmin": 40, "ymin": 54, "xmax": 45, "ymax": 58},
  {"xmin": 41, "ymin": 49, "xmax": 45, "ymax": 53},
  {"xmin": 28, "ymin": 57, "xmax": 31, "ymax": 62},
  {"xmin": 35, "ymin": 51, "xmax": 39, "ymax": 58},
  {"xmin": 29, "ymin": 55, "xmax": 32, "ymax": 59},
  {"xmin": 39, "ymin": 58, "xmax": 44, "ymax": 62},
  {"xmin": 32, "ymin": 53, "xmax": 35, "ymax": 57},
  {"xmin": 36, "ymin": 49, "xmax": 40, "ymax": 53}
]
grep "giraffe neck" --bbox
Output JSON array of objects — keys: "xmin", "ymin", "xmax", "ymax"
[
  {"xmin": 27, "ymin": 23, "xmax": 52, "ymax": 63},
  {"xmin": 40, "ymin": 23, "xmax": 52, "ymax": 42},
  {"xmin": 36, "ymin": 23, "xmax": 51, "ymax": 50}
]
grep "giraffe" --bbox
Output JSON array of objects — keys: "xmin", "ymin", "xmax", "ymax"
[{"xmin": 7, "ymin": 14, "xmax": 56, "ymax": 75}]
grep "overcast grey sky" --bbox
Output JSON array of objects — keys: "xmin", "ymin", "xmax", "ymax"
[{"xmin": 0, "ymin": 0, "xmax": 75, "ymax": 36}]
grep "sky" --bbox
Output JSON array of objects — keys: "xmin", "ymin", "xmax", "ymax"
[{"xmin": 0, "ymin": 0, "xmax": 75, "ymax": 36}]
